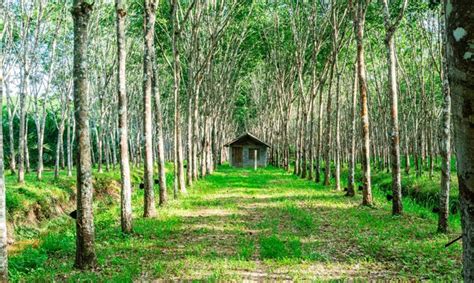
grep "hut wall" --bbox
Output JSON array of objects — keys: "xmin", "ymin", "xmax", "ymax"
[{"xmin": 229, "ymin": 145, "xmax": 267, "ymax": 168}]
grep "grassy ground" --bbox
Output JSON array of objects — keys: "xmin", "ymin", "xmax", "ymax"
[{"xmin": 9, "ymin": 165, "xmax": 462, "ymax": 281}]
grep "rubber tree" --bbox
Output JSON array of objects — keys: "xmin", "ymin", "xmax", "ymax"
[
  {"xmin": 71, "ymin": 0, "xmax": 97, "ymax": 269},
  {"xmin": 142, "ymin": 0, "xmax": 157, "ymax": 217},
  {"xmin": 355, "ymin": 0, "xmax": 373, "ymax": 206},
  {"xmin": 445, "ymin": 0, "xmax": 474, "ymax": 280},
  {"xmin": 0, "ymin": 46, "xmax": 9, "ymax": 282},
  {"xmin": 116, "ymin": 0, "xmax": 133, "ymax": 233},
  {"xmin": 381, "ymin": 0, "xmax": 408, "ymax": 215},
  {"xmin": 438, "ymin": 3, "xmax": 451, "ymax": 234}
]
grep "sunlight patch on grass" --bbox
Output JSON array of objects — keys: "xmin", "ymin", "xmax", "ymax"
[{"xmin": 173, "ymin": 208, "xmax": 241, "ymax": 217}]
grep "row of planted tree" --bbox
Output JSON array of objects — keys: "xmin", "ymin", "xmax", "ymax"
[
  {"xmin": 0, "ymin": 0, "xmax": 254, "ymax": 278},
  {"xmin": 0, "ymin": 0, "xmax": 473, "ymax": 281},
  {"xmin": 250, "ymin": 0, "xmax": 451, "ymax": 222},
  {"xmin": 243, "ymin": 0, "xmax": 473, "ymax": 280}
]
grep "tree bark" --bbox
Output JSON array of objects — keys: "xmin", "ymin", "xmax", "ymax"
[
  {"xmin": 438, "ymin": 6, "xmax": 451, "ymax": 233},
  {"xmin": 324, "ymin": 63, "xmax": 334, "ymax": 186},
  {"xmin": 24, "ymin": 120, "xmax": 30, "ymax": 174},
  {"xmin": 116, "ymin": 0, "xmax": 133, "ymax": 233},
  {"xmin": 355, "ymin": 0, "xmax": 373, "ymax": 206},
  {"xmin": 54, "ymin": 120, "xmax": 65, "ymax": 180},
  {"xmin": 347, "ymin": 64, "xmax": 357, "ymax": 197},
  {"xmin": 386, "ymin": 31, "xmax": 403, "ymax": 215},
  {"xmin": 5, "ymin": 84, "xmax": 17, "ymax": 175},
  {"xmin": 382, "ymin": 0, "xmax": 407, "ymax": 215},
  {"xmin": 315, "ymin": 85, "xmax": 324, "ymax": 183},
  {"xmin": 17, "ymin": 74, "xmax": 27, "ymax": 183},
  {"xmin": 186, "ymin": 99, "xmax": 193, "ymax": 186},
  {"xmin": 192, "ymin": 86, "xmax": 200, "ymax": 181},
  {"xmin": 153, "ymin": 53, "xmax": 168, "ymax": 206},
  {"xmin": 71, "ymin": 0, "xmax": 97, "ymax": 269},
  {"xmin": 334, "ymin": 72, "xmax": 341, "ymax": 191},
  {"xmin": 0, "ymin": 54, "xmax": 9, "ymax": 281},
  {"xmin": 142, "ymin": 0, "xmax": 157, "ymax": 217},
  {"xmin": 171, "ymin": 0, "xmax": 187, "ymax": 195},
  {"xmin": 445, "ymin": 0, "xmax": 474, "ymax": 280},
  {"xmin": 67, "ymin": 110, "xmax": 74, "ymax": 177},
  {"xmin": 294, "ymin": 96, "xmax": 301, "ymax": 176}
]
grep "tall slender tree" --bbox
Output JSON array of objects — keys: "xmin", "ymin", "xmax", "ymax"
[
  {"xmin": 0, "ymin": 46, "xmax": 9, "ymax": 282},
  {"xmin": 382, "ymin": 0, "xmax": 408, "ymax": 215},
  {"xmin": 71, "ymin": 0, "xmax": 97, "ymax": 269},
  {"xmin": 116, "ymin": 0, "xmax": 133, "ymax": 233},
  {"xmin": 355, "ymin": 0, "xmax": 373, "ymax": 206},
  {"xmin": 142, "ymin": 0, "xmax": 157, "ymax": 217},
  {"xmin": 438, "ymin": 4, "xmax": 451, "ymax": 234},
  {"xmin": 171, "ymin": 0, "xmax": 187, "ymax": 195},
  {"xmin": 445, "ymin": 0, "xmax": 474, "ymax": 280},
  {"xmin": 153, "ymin": 75, "xmax": 168, "ymax": 206},
  {"xmin": 347, "ymin": 63, "xmax": 357, "ymax": 197}
]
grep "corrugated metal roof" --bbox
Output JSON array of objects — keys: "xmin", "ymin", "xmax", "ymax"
[{"xmin": 224, "ymin": 132, "xmax": 271, "ymax": 148}]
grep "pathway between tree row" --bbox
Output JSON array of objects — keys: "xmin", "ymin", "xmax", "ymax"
[{"xmin": 127, "ymin": 166, "xmax": 460, "ymax": 281}]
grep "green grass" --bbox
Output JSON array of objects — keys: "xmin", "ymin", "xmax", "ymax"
[
  {"xmin": 371, "ymin": 169, "xmax": 460, "ymax": 214},
  {"xmin": 7, "ymin": 165, "xmax": 462, "ymax": 281}
]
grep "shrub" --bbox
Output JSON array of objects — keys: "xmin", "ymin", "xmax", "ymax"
[
  {"xmin": 9, "ymin": 247, "xmax": 48, "ymax": 274},
  {"xmin": 41, "ymin": 232, "xmax": 75, "ymax": 255}
]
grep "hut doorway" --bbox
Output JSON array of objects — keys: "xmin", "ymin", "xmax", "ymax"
[{"xmin": 232, "ymin": 147, "xmax": 243, "ymax": 166}]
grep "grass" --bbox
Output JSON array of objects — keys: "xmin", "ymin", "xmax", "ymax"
[
  {"xmin": 371, "ymin": 169, "xmax": 460, "ymax": 213},
  {"xmin": 7, "ymin": 165, "xmax": 462, "ymax": 281}
]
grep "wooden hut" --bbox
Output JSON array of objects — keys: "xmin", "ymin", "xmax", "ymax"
[{"xmin": 224, "ymin": 133, "xmax": 270, "ymax": 168}]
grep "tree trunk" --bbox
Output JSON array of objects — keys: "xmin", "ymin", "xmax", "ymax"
[
  {"xmin": 386, "ymin": 31, "xmax": 403, "ymax": 215},
  {"xmin": 24, "ymin": 120, "xmax": 30, "ymax": 174},
  {"xmin": 111, "ymin": 128, "xmax": 117, "ymax": 170},
  {"xmin": 192, "ymin": 85, "xmax": 200, "ymax": 181},
  {"xmin": 205, "ymin": 117, "xmax": 213, "ymax": 174},
  {"xmin": 294, "ymin": 97, "xmax": 301, "ymax": 176},
  {"xmin": 315, "ymin": 86, "xmax": 324, "ymax": 183},
  {"xmin": 404, "ymin": 125, "xmax": 410, "ymax": 175},
  {"xmin": 142, "ymin": 0, "xmax": 157, "ymax": 217},
  {"xmin": 324, "ymin": 67, "xmax": 334, "ymax": 186},
  {"xmin": 445, "ymin": 1, "xmax": 474, "ymax": 280},
  {"xmin": 355, "ymin": 0, "xmax": 373, "ymax": 206},
  {"xmin": 37, "ymin": 127, "xmax": 45, "ymax": 180},
  {"xmin": 7, "ymin": 114, "xmax": 15, "ymax": 175},
  {"xmin": 308, "ymin": 98, "xmax": 315, "ymax": 180},
  {"xmin": 153, "ymin": 54, "xmax": 168, "ymax": 206},
  {"xmin": 67, "ymin": 111, "xmax": 75, "ymax": 177},
  {"xmin": 186, "ymin": 99, "xmax": 193, "ymax": 186},
  {"xmin": 54, "ymin": 122, "xmax": 64, "ymax": 180},
  {"xmin": 382, "ymin": 0, "xmax": 407, "ymax": 215},
  {"xmin": 438, "ymin": 6, "xmax": 451, "ymax": 234},
  {"xmin": 301, "ymin": 110, "xmax": 307, "ymax": 179},
  {"xmin": 116, "ymin": 0, "xmax": 133, "ymax": 233},
  {"xmin": 347, "ymin": 64, "xmax": 357, "ymax": 197},
  {"xmin": 104, "ymin": 135, "xmax": 111, "ymax": 172},
  {"xmin": 71, "ymin": 0, "xmax": 97, "ymax": 269},
  {"xmin": 17, "ymin": 75, "xmax": 27, "ymax": 183},
  {"xmin": 335, "ymin": 71, "xmax": 341, "ymax": 191},
  {"xmin": 171, "ymin": 0, "xmax": 187, "ymax": 195},
  {"xmin": 0, "ymin": 55, "xmax": 9, "ymax": 281},
  {"xmin": 5, "ymin": 84, "xmax": 16, "ymax": 175}
]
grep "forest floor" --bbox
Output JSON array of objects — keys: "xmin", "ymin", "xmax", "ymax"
[{"xmin": 10, "ymin": 166, "xmax": 462, "ymax": 281}]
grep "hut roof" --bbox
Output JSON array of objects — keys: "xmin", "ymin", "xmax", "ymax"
[{"xmin": 224, "ymin": 132, "xmax": 271, "ymax": 148}]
